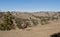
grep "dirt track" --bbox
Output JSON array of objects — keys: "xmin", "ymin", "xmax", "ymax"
[{"xmin": 0, "ymin": 20, "xmax": 60, "ymax": 37}]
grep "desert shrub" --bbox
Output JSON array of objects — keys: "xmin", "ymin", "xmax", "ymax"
[
  {"xmin": 0, "ymin": 12, "xmax": 4, "ymax": 18},
  {"xmin": 33, "ymin": 16, "xmax": 50, "ymax": 21},
  {"xmin": 15, "ymin": 18, "xmax": 30, "ymax": 29},
  {"xmin": 31, "ymin": 19, "xmax": 38, "ymax": 26},
  {"xmin": 15, "ymin": 18, "xmax": 24, "ymax": 29},
  {"xmin": 33, "ymin": 16, "xmax": 43, "ymax": 19},
  {"xmin": 40, "ymin": 18, "xmax": 49, "ymax": 25},
  {"xmin": 51, "ymin": 16, "xmax": 58, "ymax": 21},
  {"xmin": 50, "ymin": 33, "xmax": 60, "ymax": 37},
  {"xmin": 0, "ymin": 12, "xmax": 15, "ymax": 31},
  {"xmin": 0, "ymin": 23, "xmax": 5, "ymax": 31}
]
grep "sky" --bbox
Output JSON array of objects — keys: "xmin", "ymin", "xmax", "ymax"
[{"xmin": 0, "ymin": 0, "xmax": 60, "ymax": 12}]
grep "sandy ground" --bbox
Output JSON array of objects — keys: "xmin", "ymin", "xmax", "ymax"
[{"xmin": 0, "ymin": 20, "xmax": 60, "ymax": 37}]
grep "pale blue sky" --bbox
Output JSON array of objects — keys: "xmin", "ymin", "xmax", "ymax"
[{"xmin": 0, "ymin": 0, "xmax": 60, "ymax": 12}]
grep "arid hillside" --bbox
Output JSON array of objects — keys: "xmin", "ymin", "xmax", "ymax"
[{"xmin": 0, "ymin": 12, "xmax": 60, "ymax": 37}]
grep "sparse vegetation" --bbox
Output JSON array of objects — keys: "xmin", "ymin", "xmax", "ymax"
[{"xmin": 0, "ymin": 12, "xmax": 60, "ymax": 31}]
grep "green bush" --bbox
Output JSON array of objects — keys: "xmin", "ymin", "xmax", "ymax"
[
  {"xmin": 15, "ymin": 18, "xmax": 30, "ymax": 29},
  {"xmin": 51, "ymin": 16, "xmax": 58, "ymax": 21},
  {"xmin": 40, "ymin": 18, "xmax": 49, "ymax": 25},
  {"xmin": 31, "ymin": 19, "xmax": 38, "ymax": 26},
  {"xmin": 0, "ymin": 12, "xmax": 15, "ymax": 31},
  {"xmin": 0, "ymin": 12, "xmax": 4, "ymax": 18}
]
